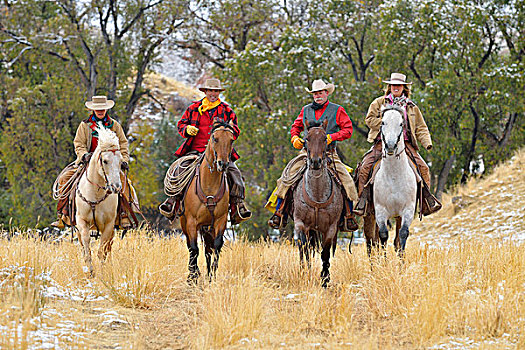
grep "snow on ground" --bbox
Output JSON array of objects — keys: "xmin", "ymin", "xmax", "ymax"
[
  {"xmin": 0, "ymin": 264, "xmax": 128, "ymax": 349},
  {"xmin": 412, "ymin": 151, "xmax": 524, "ymax": 247}
]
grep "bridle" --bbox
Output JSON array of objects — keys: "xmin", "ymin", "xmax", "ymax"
[
  {"xmin": 381, "ymin": 113, "xmax": 405, "ymax": 159},
  {"xmin": 76, "ymin": 148, "xmax": 120, "ymax": 235},
  {"xmin": 205, "ymin": 125, "xmax": 235, "ymax": 173}
]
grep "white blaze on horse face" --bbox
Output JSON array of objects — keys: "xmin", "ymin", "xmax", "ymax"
[
  {"xmin": 99, "ymin": 151, "xmax": 122, "ymax": 193},
  {"xmin": 382, "ymin": 110, "xmax": 404, "ymax": 156}
]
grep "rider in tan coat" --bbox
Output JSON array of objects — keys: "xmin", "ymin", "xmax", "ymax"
[
  {"xmin": 354, "ymin": 73, "xmax": 441, "ymax": 216},
  {"xmin": 52, "ymin": 96, "xmax": 138, "ymax": 229}
]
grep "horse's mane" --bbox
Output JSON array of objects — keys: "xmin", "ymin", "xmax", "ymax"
[
  {"xmin": 95, "ymin": 123, "xmax": 120, "ymax": 152},
  {"xmin": 211, "ymin": 119, "xmax": 235, "ymax": 133},
  {"xmin": 381, "ymin": 104, "xmax": 405, "ymax": 117},
  {"xmin": 306, "ymin": 121, "xmax": 323, "ymax": 130}
]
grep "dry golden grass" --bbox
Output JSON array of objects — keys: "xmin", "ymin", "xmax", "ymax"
[
  {"xmin": 0, "ymin": 150, "xmax": 523, "ymax": 349},
  {"xmin": 0, "ymin": 233, "xmax": 523, "ymax": 349}
]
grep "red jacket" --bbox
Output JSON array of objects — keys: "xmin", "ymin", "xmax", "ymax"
[
  {"xmin": 175, "ymin": 99, "xmax": 240, "ymax": 160},
  {"xmin": 290, "ymin": 101, "xmax": 353, "ymax": 141}
]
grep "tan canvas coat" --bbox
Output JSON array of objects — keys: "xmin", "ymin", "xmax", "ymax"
[
  {"xmin": 365, "ymin": 96, "xmax": 432, "ymax": 151},
  {"xmin": 73, "ymin": 118, "xmax": 129, "ymax": 165}
]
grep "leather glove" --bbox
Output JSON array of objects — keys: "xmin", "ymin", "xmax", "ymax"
[
  {"xmin": 121, "ymin": 161, "xmax": 129, "ymax": 171},
  {"xmin": 291, "ymin": 135, "xmax": 304, "ymax": 149},
  {"xmin": 326, "ymin": 134, "xmax": 333, "ymax": 146},
  {"xmin": 186, "ymin": 125, "xmax": 199, "ymax": 136},
  {"xmin": 81, "ymin": 152, "xmax": 92, "ymax": 163}
]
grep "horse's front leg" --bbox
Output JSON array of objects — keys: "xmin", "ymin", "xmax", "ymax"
[
  {"xmin": 76, "ymin": 217, "xmax": 94, "ymax": 277},
  {"xmin": 294, "ymin": 220, "xmax": 308, "ymax": 268},
  {"xmin": 184, "ymin": 217, "xmax": 200, "ymax": 284},
  {"xmin": 210, "ymin": 214, "xmax": 227, "ymax": 278},
  {"xmin": 363, "ymin": 214, "xmax": 380, "ymax": 257},
  {"xmin": 375, "ymin": 207, "xmax": 389, "ymax": 250},
  {"xmin": 398, "ymin": 210, "xmax": 414, "ymax": 257},
  {"xmin": 320, "ymin": 225, "xmax": 338, "ymax": 288},
  {"xmin": 202, "ymin": 227, "xmax": 214, "ymax": 281},
  {"xmin": 98, "ymin": 222, "xmax": 115, "ymax": 263}
]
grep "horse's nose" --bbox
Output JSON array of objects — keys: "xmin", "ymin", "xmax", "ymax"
[
  {"xmin": 312, "ymin": 158, "xmax": 322, "ymax": 170},
  {"xmin": 217, "ymin": 160, "xmax": 229, "ymax": 172}
]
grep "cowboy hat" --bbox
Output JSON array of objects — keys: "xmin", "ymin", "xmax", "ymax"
[
  {"xmin": 198, "ymin": 78, "xmax": 225, "ymax": 92},
  {"xmin": 85, "ymin": 95, "xmax": 115, "ymax": 110},
  {"xmin": 382, "ymin": 72, "xmax": 412, "ymax": 85},
  {"xmin": 305, "ymin": 79, "xmax": 335, "ymax": 94}
]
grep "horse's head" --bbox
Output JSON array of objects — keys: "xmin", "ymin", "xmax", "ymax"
[
  {"xmin": 207, "ymin": 119, "xmax": 235, "ymax": 172},
  {"xmin": 93, "ymin": 125, "xmax": 122, "ymax": 193},
  {"xmin": 380, "ymin": 105, "xmax": 405, "ymax": 157},
  {"xmin": 305, "ymin": 119, "xmax": 328, "ymax": 170}
]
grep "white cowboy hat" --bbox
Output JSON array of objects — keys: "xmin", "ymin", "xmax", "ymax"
[
  {"xmin": 85, "ymin": 95, "xmax": 115, "ymax": 110},
  {"xmin": 305, "ymin": 79, "xmax": 335, "ymax": 94},
  {"xmin": 382, "ymin": 73, "xmax": 412, "ymax": 85},
  {"xmin": 198, "ymin": 78, "xmax": 225, "ymax": 92}
]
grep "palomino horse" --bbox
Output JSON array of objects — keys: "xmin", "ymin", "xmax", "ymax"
[
  {"xmin": 363, "ymin": 105, "xmax": 417, "ymax": 256},
  {"xmin": 293, "ymin": 120, "xmax": 343, "ymax": 287},
  {"xmin": 75, "ymin": 126, "xmax": 122, "ymax": 276},
  {"xmin": 180, "ymin": 120, "xmax": 235, "ymax": 283}
]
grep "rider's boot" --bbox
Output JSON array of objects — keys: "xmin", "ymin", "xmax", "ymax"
[
  {"xmin": 230, "ymin": 198, "xmax": 252, "ymax": 225},
  {"xmin": 159, "ymin": 196, "xmax": 180, "ymax": 221},
  {"xmin": 51, "ymin": 214, "xmax": 66, "ymax": 229},
  {"xmin": 339, "ymin": 198, "xmax": 359, "ymax": 232},
  {"xmin": 353, "ymin": 186, "xmax": 370, "ymax": 216},
  {"xmin": 421, "ymin": 185, "xmax": 442, "ymax": 216},
  {"xmin": 268, "ymin": 197, "xmax": 287, "ymax": 229},
  {"xmin": 119, "ymin": 211, "xmax": 133, "ymax": 229}
]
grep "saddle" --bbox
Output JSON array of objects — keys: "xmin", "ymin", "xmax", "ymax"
[
  {"xmin": 356, "ymin": 155, "xmax": 424, "ymax": 218},
  {"xmin": 57, "ymin": 163, "xmax": 140, "ymax": 230}
]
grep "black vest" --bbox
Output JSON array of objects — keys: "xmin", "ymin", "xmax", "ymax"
[{"xmin": 303, "ymin": 102, "xmax": 341, "ymax": 148}]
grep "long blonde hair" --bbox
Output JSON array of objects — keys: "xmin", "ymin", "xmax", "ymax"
[{"xmin": 383, "ymin": 84, "xmax": 411, "ymax": 98}]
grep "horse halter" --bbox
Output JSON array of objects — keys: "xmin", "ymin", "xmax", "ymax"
[
  {"xmin": 380, "ymin": 111, "xmax": 405, "ymax": 159},
  {"xmin": 87, "ymin": 148, "xmax": 121, "ymax": 192}
]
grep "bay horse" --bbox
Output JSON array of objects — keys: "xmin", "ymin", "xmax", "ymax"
[
  {"xmin": 180, "ymin": 120, "xmax": 235, "ymax": 283},
  {"xmin": 293, "ymin": 120, "xmax": 343, "ymax": 288},
  {"xmin": 363, "ymin": 105, "xmax": 417, "ymax": 256},
  {"xmin": 75, "ymin": 125, "xmax": 122, "ymax": 276}
]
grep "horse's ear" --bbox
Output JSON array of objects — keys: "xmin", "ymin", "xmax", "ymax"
[
  {"xmin": 322, "ymin": 119, "xmax": 328, "ymax": 130},
  {"xmin": 229, "ymin": 119, "xmax": 234, "ymax": 127}
]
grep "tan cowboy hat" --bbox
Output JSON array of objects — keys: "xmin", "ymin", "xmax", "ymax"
[
  {"xmin": 198, "ymin": 78, "xmax": 225, "ymax": 92},
  {"xmin": 305, "ymin": 79, "xmax": 335, "ymax": 94},
  {"xmin": 85, "ymin": 95, "xmax": 115, "ymax": 110},
  {"xmin": 382, "ymin": 72, "xmax": 412, "ymax": 85}
]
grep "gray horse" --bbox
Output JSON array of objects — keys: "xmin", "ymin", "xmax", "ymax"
[
  {"xmin": 364, "ymin": 105, "xmax": 417, "ymax": 256},
  {"xmin": 293, "ymin": 120, "xmax": 343, "ymax": 287}
]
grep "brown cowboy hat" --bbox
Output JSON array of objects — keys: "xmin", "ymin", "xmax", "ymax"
[
  {"xmin": 85, "ymin": 95, "xmax": 115, "ymax": 110},
  {"xmin": 382, "ymin": 72, "xmax": 412, "ymax": 85},
  {"xmin": 198, "ymin": 78, "xmax": 225, "ymax": 92},
  {"xmin": 305, "ymin": 79, "xmax": 335, "ymax": 94}
]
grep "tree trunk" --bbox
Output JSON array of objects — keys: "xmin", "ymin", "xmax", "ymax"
[{"xmin": 436, "ymin": 153, "xmax": 456, "ymax": 199}]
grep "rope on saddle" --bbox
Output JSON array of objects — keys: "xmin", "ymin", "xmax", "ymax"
[
  {"xmin": 52, "ymin": 162, "xmax": 86, "ymax": 200},
  {"xmin": 280, "ymin": 154, "xmax": 307, "ymax": 188},
  {"xmin": 164, "ymin": 154, "xmax": 202, "ymax": 197}
]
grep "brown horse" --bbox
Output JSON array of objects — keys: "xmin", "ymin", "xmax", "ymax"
[
  {"xmin": 180, "ymin": 120, "xmax": 235, "ymax": 283},
  {"xmin": 292, "ymin": 120, "xmax": 344, "ymax": 288}
]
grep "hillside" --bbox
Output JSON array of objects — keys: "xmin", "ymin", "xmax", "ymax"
[{"xmin": 412, "ymin": 148, "xmax": 525, "ymax": 245}]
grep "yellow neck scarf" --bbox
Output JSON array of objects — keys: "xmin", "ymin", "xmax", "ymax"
[{"xmin": 198, "ymin": 97, "xmax": 221, "ymax": 115}]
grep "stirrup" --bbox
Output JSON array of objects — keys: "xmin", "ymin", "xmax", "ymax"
[
  {"xmin": 268, "ymin": 212, "xmax": 283, "ymax": 229},
  {"xmin": 159, "ymin": 200, "xmax": 176, "ymax": 219}
]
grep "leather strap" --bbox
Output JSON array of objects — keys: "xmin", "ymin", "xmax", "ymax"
[
  {"xmin": 195, "ymin": 165, "xmax": 227, "ymax": 228},
  {"xmin": 301, "ymin": 175, "xmax": 335, "ymax": 231}
]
